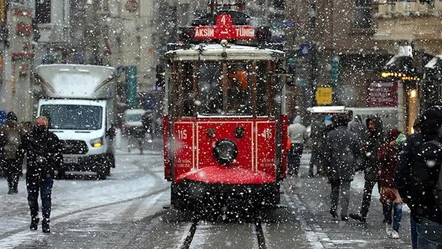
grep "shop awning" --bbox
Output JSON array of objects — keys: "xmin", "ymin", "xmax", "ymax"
[
  {"xmin": 424, "ymin": 55, "xmax": 442, "ymax": 70},
  {"xmin": 381, "ymin": 55, "xmax": 418, "ymax": 80},
  {"xmin": 384, "ymin": 55, "xmax": 414, "ymax": 73}
]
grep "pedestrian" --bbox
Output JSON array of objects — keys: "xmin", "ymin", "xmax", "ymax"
[
  {"xmin": 323, "ymin": 115, "xmax": 361, "ymax": 221},
  {"xmin": 142, "ymin": 111, "xmax": 154, "ymax": 140},
  {"xmin": 395, "ymin": 107, "xmax": 442, "ymax": 248},
  {"xmin": 378, "ymin": 128, "xmax": 403, "ymax": 239},
  {"xmin": 20, "ymin": 116, "xmax": 63, "ymax": 233},
  {"xmin": 395, "ymin": 117, "xmax": 422, "ymax": 249},
  {"xmin": 0, "ymin": 111, "xmax": 26, "ymax": 194},
  {"xmin": 287, "ymin": 115, "xmax": 308, "ymax": 176},
  {"xmin": 350, "ymin": 115, "xmax": 385, "ymax": 223},
  {"xmin": 348, "ymin": 113, "xmax": 367, "ymax": 171},
  {"xmin": 308, "ymin": 116, "xmax": 326, "ymax": 177}
]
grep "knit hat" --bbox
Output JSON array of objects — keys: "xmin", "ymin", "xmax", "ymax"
[
  {"xmin": 7, "ymin": 111, "xmax": 17, "ymax": 121},
  {"xmin": 420, "ymin": 106, "xmax": 442, "ymax": 136},
  {"xmin": 324, "ymin": 115, "xmax": 332, "ymax": 125}
]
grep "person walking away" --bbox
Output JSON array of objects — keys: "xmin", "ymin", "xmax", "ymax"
[
  {"xmin": 318, "ymin": 115, "xmax": 337, "ymax": 175},
  {"xmin": 287, "ymin": 115, "xmax": 308, "ymax": 176},
  {"xmin": 395, "ymin": 107, "xmax": 442, "ymax": 248},
  {"xmin": 348, "ymin": 114, "xmax": 367, "ymax": 171},
  {"xmin": 142, "ymin": 111, "xmax": 154, "ymax": 140},
  {"xmin": 350, "ymin": 115, "xmax": 385, "ymax": 223},
  {"xmin": 0, "ymin": 112, "xmax": 26, "ymax": 194},
  {"xmin": 395, "ymin": 117, "xmax": 422, "ymax": 249},
  {"xmin": 378, "ymin": 128, "xmax": 403, "ymax": 239},
  {"xmin": 308, "ymin": 117, "xmax": 326, "ymax": 177},
  {"xmin": 20, "ymin": 116, "xmax": 63, "ymax": 233},
  {"xmin": 324, "ymin": 115, "xmax": 361, "ymax": 221}
]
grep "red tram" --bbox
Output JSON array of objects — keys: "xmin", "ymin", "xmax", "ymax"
[{"xmin": 162, "ymin": 1, "xmax": 289, "ymax": 211}]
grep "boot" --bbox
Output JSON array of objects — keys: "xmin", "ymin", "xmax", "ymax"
[
  {"xmin": 7, "ymin": 188, "xmax": 14, "ymax": 195},
  {"xmin": 30, "ymin": 217, "xmax": 39, "ymax": 231},
  {"xmin": 42, "ymin": 218, "xmax": 50, "ymax": 233},
  {"xmin": 349, "ymin": 213, "xmax": 366, "ymax": 223},
  {"xmin": 385, "ymin": 223, "xmax": 393, "ymax": 236}
]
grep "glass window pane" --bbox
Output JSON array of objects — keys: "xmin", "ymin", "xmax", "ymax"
[
  {"xmin": 40, "ymin": 105, "xmax": 103, "ymax": 130},
  {"xmin": 355, "ymin": 9, "xmax": 371, "ymax": 28}
]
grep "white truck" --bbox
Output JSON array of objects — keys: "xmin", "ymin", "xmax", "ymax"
[{"xmin": 34, "ymin": 64, "xmax": 119, "ymax": 180}]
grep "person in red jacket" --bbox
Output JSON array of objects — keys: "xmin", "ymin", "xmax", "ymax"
[{"xmin": 378, "ymin": 128, "xmax": 403, "ymax": 239}]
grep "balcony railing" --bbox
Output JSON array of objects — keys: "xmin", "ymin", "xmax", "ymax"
[{"xmin": 376, "ymin": 0, "xmax": 442, "ymax": 17}]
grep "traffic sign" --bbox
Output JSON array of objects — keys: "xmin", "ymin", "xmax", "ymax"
[
  {"xmin": 299, "ymin": 44, "xmax": 310, "ymax": 56},
  {"xmin": 316, "ymin": 87, "xmax": 332, "ymax": 105}
]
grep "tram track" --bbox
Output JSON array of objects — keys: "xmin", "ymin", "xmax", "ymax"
[{"xmin": 179, "ymin": 216, "xmax": 268, "ymax": 249}]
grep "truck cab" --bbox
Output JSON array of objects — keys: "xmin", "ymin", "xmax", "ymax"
[{"xmin": 34, "ymin": 64, "xmax": 119, "ymax": 179}]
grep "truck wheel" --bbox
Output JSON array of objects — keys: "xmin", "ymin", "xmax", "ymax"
[
  {"xmin": 56, "ymin": 169, "xmax": 66, "ymax": 179},
  {"xmin": 97, "ymin": 171, "xmax": 107, "ymax": 180},
  {"xmin": 107, "ymin": 154, "xmax": 115, "ymax": 168}
]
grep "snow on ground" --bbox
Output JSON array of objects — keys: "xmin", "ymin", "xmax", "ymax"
[{"xmin": 0, "ymin": 129, "xmax": 169, "ymax": 248}]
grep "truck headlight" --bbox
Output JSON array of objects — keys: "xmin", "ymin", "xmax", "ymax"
[
  {"xmin": 90, "ymin": 137, "xmax": 103, "ymax": 148},
  {"xmin": 213, "ymin": 139, "xmax": 238, "ymax": 165}
]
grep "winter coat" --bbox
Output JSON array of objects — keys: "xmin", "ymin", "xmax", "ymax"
[
  {"xmin": 378, "ymin": 129, "xmax": 401, "ymax": 189},
  {"xmin": 288, "ymin": 116, "xmax": 308, "ymax": 144},
  {"xmin": 0, "ymin": 120, "xmax": 26, "ymax": 160},
  {"xmin": 363, "ymin": 116, "xmax": 385, "ymax": 182},
  {"xmin": 324, "ymin": 126, "xmax": 360, "ymax": 182},
  {"xmin": 309, "ymin": 119, "xmax": 325, "ymax": 151},
  {"xmin": 396, "ymin": 131, "xmax": 442, "ymax": 224},
  {"xmin": 20, "ymin": 127, "xmax": 63, "ymax": 177},
  {"xmin": 348, "ymin": 116, "xmax": 366, "ymax": 143}
]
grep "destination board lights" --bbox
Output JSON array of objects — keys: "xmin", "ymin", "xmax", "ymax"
[{"xmin": 194, "ymin": 14, "xmax": 255, "ymax": 40}]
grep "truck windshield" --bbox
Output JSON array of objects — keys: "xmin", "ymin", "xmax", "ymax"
[{"xmin": 40, "ymin": 105, "xmax": 103, "ymax": 130}]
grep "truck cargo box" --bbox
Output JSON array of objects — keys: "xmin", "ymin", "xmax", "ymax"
[{"xmin": 35, "ymin": 64, "xmax": 117, "ymax": 99}]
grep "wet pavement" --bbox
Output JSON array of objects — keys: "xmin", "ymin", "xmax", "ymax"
[
  {"xmin": 281, "ymin": 151, "xmax": 413, "ymax": 248},
  {"xmin": 9, "ymin": 149, "xmax": 414, "ymax": 249}
]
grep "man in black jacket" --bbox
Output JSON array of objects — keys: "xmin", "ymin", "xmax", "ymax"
[
  {"xmin": 21, "ymin": 116, "xmax": 63, "ymax": 233},
  {"xmin": 395, "ymin": 107, "xmax": 442, "ymax": 248},
  {"xmin": 350, "ymin": 115, "xmax": 385, "ymax": 223}
]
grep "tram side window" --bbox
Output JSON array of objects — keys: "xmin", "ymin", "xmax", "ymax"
[
  {"xmin": 198, "ymin": 63, "xmax": 222, "ymax": 114},
  {"xmin": 256, "ymin": 63, "xmax": 268, "ymax": 116},
  {"xmin": 178, "ymin": 63, "xmax": 194, "ymax": 117}
]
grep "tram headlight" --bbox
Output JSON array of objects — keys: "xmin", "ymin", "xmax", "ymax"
[{"xmin": 213, "ymin": 139, "xmax": 238, "ymax": 165}]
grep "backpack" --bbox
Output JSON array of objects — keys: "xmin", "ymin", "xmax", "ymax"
[{"xmin": 414, "ymin": 140, "xmax": 442, "ymax": 210}]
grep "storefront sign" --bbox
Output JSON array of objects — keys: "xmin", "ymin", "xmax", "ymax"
[{"xmin": 367, "ymin": 81, "xmax": 398, "ymax": 107}]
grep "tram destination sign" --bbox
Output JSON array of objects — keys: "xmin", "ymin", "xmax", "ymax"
[{"xmin": 194, "ymin": 14, "xmax": 255, "ymax": 40}]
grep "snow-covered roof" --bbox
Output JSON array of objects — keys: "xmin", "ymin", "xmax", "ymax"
[
  {"xmin": 424, "ymin": 54, "xmax": 442, "ymax": 69},
  {"xmin": 165, "ymin": 43, "xmax": 285, "ymax": 61}
]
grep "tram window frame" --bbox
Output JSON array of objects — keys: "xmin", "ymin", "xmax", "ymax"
[{"xmin": 169, "ymin": 59, "xmax": 280, "ymax": 118}]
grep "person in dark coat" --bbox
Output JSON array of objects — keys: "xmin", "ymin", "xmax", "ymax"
[
  {"xmin": 395, "ymin": 107, "xmax": 442, "ymax": 248},
  {"xmin": 0, "ymin": 111, "xmax": 26, "ymax": 194},
  {"xmin": 395, "ymin": 117, "xmax": 422, "ymax": 249},
  {"xmin": 21, "ymin": 116, "xmax": 63, "ymax": 233},
  {"xmin": 350, "ymin": 115, "xmax": 385, "ymax": 223},
  {"xmin": 317, "ymin": 115, "xmax": 337, "ymax": 176},
  {"xmin": 378, "ymin": 128, "xmax": 403, "ymax": 239},
  {"xmin": 324, "ymin": 115, "xmax": 361, "ymax": 221},
  {"xmin": 142, "ymin": 111, "xmax": 154, "ymax": 139},
  {"xmin": 308, "ymin": 117, "xmax": 326, "ymax": 177}
]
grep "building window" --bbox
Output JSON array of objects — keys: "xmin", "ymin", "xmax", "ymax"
[
  {"xmin": 354, "ymin": 0, "xmax": 371, "ymax": 28},
  {"xmin": 35, "ymin": 0, "xmax": 51, "ymax": 24}
]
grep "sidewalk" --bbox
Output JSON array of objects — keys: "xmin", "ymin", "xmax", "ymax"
[{"xmin": 283, "ymin": 152, "xmax": 412, "ymax": 248}]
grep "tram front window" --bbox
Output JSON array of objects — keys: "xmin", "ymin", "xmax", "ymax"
[
  {"xmin": 198, "ymin": 63, "xmax": 223, "ymax": 114},
  {"xmin": 197, "ymin": 63, "xmax": 251, "ymax": 115}
]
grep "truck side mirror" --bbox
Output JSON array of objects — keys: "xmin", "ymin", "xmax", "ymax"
[{"xmin": 106, "ymin": 125, "xmax": 116, "ymax": 138}]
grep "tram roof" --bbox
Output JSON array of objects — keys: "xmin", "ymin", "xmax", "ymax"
[{"xmin": 165, "ymin": 43, "xmax": 285, "ymax": 61}]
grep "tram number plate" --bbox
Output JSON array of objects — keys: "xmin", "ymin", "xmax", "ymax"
[{"xmin": 63, "ymin": 156, "xmax": 78, "ymax": 164}]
